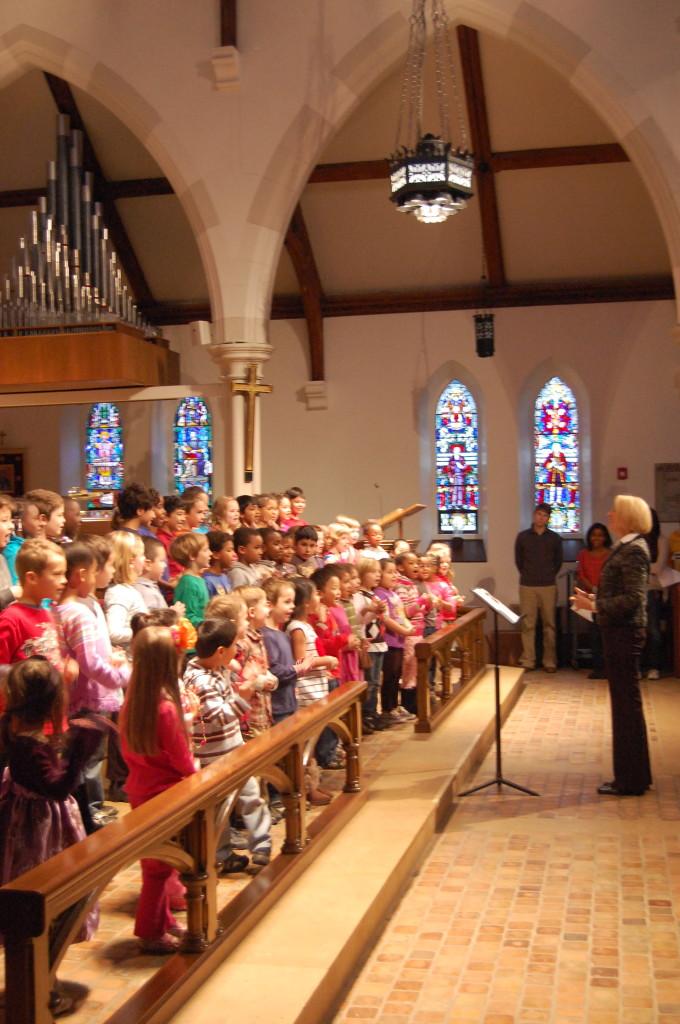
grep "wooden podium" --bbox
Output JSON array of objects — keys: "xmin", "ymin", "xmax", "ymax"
[{"xmin": 378, "ymin": 503, "xmax": 426, "ymax": 548}]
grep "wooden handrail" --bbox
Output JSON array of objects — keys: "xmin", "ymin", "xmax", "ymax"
[
  {"xmin": 414, "ymin": 608, "xmax": 487, "ymax": 733},
  {"xmin": 1, "ymin": 680, "xmax": 366, "ymax": 1024}
]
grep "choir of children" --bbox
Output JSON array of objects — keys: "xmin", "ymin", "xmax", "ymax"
[{"xmin": 0, "ymin": 481, "xmax": 461, "ymax": 957}]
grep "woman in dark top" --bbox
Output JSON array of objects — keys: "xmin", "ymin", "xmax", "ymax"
[
  {"xmin": 572, "ymin": 495, "xmax": 652, "ymax": 796},
  {"xmin": 576, "ymin": 522, "xmax": 612, "ymax": 679}
]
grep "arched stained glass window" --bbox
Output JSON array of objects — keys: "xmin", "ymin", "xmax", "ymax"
[
  {"xmin": 174, "ymin": 397, "xmax": 213, "ymax": 496},
  {"xmin": 85, "ymin": 403, "xmax": 123, "ymax": 495},
  {"xmin": 435, "ymin": 380, "xmax": 479, "ymax": 534},
  {"xmin": 534, "ymin": 376, "xmax": 580, "ymax": 533}
]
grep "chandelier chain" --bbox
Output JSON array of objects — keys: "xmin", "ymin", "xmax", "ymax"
[
  {"xmin": 395, "ymin": 0, "xmax": 426, "ymax": 150},
  {"xmin": 432, "ymin": 1, "xmax": 451, "ymax": 144},
  {"xmin": 437, "ymin": 1, "xmax": 469, "ymax": 149}
]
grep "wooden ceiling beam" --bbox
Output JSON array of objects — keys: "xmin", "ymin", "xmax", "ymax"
[
  {"xmin": 221, "ymin": 0, "xmax": 237, "ymax": 48},
  {"xmin": 143, "ymin": 275, "xmax": 673, "ymax": 325},
  {"xmin": 309, "ymin": 160, "xmax": 389, "ymax": 184},
  {"xmin": 309, "ymin": 144, "xmax": 628, "ymax": 185},
  {"xmin": 43, "ymin": 72, "xmax": 154, "ymax": 305},
  {"xmin": 0, "ymin": 177, "xmax": 174, "ymax": 208},
  {"xmin": 491, "ymin": 143, "xmax": 627, "ymax": 172},
  {"xmin": 284, "ymin": 204, "xmax": 326, "ymax": 380},
  {"xmin": 0, "ymin": 142, "xmax": 630, "ymax": 212},
  {"xmin": 457, "ymin": 25, "xmax": 505, "ymax": 287},
  {"xmin": 106, "ymin": 177, "xmax": 173, "ymax": 199}
]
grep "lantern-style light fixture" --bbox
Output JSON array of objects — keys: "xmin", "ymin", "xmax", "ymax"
[
  {"xmin": 474, "ymin": 312, "xmax": 495, "ymax": 357},
  {"xmin": 474, "ymin": 266, "xmax": 495, "ymax": 357},
  {"xmin": 389, "ymin": 0, "xmax": 474, "ymax": 225}
]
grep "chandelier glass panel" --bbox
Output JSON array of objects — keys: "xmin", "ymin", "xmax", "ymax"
[{"xmin": 389, "ymin": 0, "xmax": 474, "ymax": 224}]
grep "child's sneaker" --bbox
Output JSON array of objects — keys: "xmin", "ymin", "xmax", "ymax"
[
  {"xmin": 250, "ymin": 849, "xmax": 271, "ymax": 870},
  {"xmin": 397, "ymin": 706, "xmax": 416, "ymax": 721},
  {"xmin": 219, "ymin": 852, "xmax": 249, "ymax": 875}
]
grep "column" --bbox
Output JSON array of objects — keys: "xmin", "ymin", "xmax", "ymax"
[{"xmin": 208, "ymin": 342, "xmax": 274, "ymax": 495}]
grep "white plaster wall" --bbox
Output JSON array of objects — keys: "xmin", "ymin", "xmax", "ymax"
[
  {"xmin": 264, "ymin": 299, "xmax": 679, "ymax": 603},
  {"xmin": 0, "ymin": 0, "xmax": 678, "ymax": 335}
]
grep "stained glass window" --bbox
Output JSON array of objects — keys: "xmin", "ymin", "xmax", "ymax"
[
  {"xmin": 85, "ymin": 403, "xmax": 124, "ymax": 495},
  {"xmin": 435, "ymin": 380, "xmax": 479, "ymax": 534},
  {"xmin": 534, "ymin": 376, "xmax": 580, "ymax": 533},
  {"xmin": 174, "ymin": 397, "xmax": 212, "ymax": 496}
]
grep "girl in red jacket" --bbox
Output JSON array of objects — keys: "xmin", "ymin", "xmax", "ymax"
[{"xmin": 121, "ymin": 625, "xmax": 196, "ymax": 954}]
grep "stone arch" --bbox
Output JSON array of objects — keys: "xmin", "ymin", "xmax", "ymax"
[
  {"xmin": 0, "ymin": 23, "xmax": 223, "ymax": 326},
  {"xmin": 251, "ymin": 1, "xmax": 679, "ymax": 324}
]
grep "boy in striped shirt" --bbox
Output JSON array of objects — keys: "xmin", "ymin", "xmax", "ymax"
[{"xmin": 183, "ymin": 618, "xmax": 271, "ymax": 872}]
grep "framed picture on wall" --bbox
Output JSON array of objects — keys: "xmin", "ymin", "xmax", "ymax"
[
  {"xmin": 0, "ymin": 451, "xmax": 25, "ymax": 497},
  {"xmin": 655, "ymin": 463, "xmax": 680, "ymax": 522}
]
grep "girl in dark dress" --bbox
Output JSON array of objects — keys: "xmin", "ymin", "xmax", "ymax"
[{"xmin": 0, "ymin": 657, "xmax": 103, "ymax": 1014}]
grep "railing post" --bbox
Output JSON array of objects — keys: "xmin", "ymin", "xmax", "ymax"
[
  {"xmin": 180, "ymin": 812, "xmax": 210, "ymax": 951},
  {"xmin": 475, "ymin": 618, "xmax": 485, "ymax": 674},
  {"xmin": 415, "ymin": 643, "xmax": 432, "ymax": 733},
  {"xmin": 281, "ymin": 742, "xmax": 306, "ymax": 854},
  {"xmin": 441, "ymin": 647, "xmax": 452, "ymax": 701},
  {"xmin": 460, "ymin": 630, "xmax": 471, "ymax": 684},
  {"xmin": 5, "ymin": 929, "xmax": 52, "ymax": 1024},
  {"xmin": 342, "ymin": 698, "xmax": 361, "ymax": 793}
]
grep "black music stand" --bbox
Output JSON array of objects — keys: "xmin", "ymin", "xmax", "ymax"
[{"xmin": 459, "ymin": 587, "xmax": 539, "ymax": 798}]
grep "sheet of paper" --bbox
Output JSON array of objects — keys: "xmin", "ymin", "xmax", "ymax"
[{"xmin": 472, "ymin": 587, "xmax": 520, "ymax": 625}]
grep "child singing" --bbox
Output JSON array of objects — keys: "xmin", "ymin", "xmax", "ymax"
[
  {"xmin": 0, "ymin": 657, "xmax": 103, "ymax": 1014},
  {"xmin": 120, "ymin": 625, "xmax": 197, "ymax": 954}
]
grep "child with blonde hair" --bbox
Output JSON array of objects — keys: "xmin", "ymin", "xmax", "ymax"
[
  {"xmin": 211, "ymin": 495, "xmax": 241, "ymax": 534},
  {"xmin": 104, "ymin": 531, "xmax": 147, "ymax": 649},
  {"xmin": 236, "ymin": 586, "xmax": 277, "ymax": 737}
]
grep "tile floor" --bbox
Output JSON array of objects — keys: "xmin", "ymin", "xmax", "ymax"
[{"xmin": 334, "ymin": 670, "xmax": 680, "ymax": 1024}]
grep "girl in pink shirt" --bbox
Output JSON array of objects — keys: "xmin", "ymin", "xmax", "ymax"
[{"xmin": 121, "ymin": 625, "xmax": 196, "ymax": 954}]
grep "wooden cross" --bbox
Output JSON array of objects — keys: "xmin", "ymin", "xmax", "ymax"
[{"xmin": 230, "ymin": 363, "xmax": 272, "ymax": 481}]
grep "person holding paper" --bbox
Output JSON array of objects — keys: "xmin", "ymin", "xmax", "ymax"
[{"xmin": 571, "ymin": 495, "xmax": 652, "ymax": 796}]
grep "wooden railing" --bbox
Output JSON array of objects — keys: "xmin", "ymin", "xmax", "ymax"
[
  {"xmin": 0, "ymin": 681, "xmax": 366, "ymax": 1024},
  {"xmin": 414, "ymin": 607, "xmax": 487, "ymax": 733}
]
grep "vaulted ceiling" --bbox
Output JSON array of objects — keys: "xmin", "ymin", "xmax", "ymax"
[{"xmin": 0, "ymin": 22, "xmax": 672, "ymax": 348}]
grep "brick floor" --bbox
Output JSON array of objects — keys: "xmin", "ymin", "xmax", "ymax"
[{"xmin": 335, "ymin": 671, "xmax": 680, "ymax": 1024}]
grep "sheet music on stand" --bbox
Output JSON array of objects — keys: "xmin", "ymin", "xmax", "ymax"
[
  {"xmin": 472, "ymin": 587, "xmax": 520, "ymax": 625},
  {"xmin": 460, "ymin": 586, "xmax": 539, "ymax": 798}
]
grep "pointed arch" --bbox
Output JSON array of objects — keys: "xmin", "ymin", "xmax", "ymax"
[
  {"xmin": 435, "ymin": 379, "xmax": 480, "ymax": 534},
  {"xmin": 85, "ymin": 402, "xmax": 123, "ymax": 494},
  {"xmin": 533, "ymin": 376, "xmax": 580, "ymax": 533},
  {"xmin": 174, "ymin": 397, "xmax": 213, "ymax": 497}
]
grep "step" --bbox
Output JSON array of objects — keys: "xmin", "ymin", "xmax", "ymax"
[{"xmin": 170, "ymin": 666, "xmax": 525, "ymax": 1024}]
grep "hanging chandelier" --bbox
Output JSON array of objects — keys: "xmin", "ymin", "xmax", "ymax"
[{"xmin": 389, "ymin": 0, "xmax": 474, "ymax": 225}]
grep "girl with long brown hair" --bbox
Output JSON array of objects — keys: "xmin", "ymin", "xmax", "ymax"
[{"xmin": 120, "ymin": 625, "xmax": 196, "ymax": 954}]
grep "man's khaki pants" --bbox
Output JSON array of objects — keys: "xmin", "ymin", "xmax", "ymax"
[{"xmin": 519, "ymin": 584, "xmax": 557, "ymax": 669}]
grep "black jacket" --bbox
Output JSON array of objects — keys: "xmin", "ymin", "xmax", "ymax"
[{"xmin": 597, "ymin": 535, "xmax": 649, "ymax": 629}]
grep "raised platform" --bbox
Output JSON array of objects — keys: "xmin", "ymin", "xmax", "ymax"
[
  {"xmin": 0, "ymin": 322, "xmax": 179, "ymax": 391},
  {"xmin": 169, "ymin": 665, "xmax": 525, "ymax": 1024}
]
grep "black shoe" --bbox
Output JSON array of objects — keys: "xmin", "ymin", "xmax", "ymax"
[
  {"xmin": 597, "ymin": 780, "xmax": 646, "ymax": 796},
  {"xmin": 366, "ymin": 715, "xmax": 387, "ymax": 731},
  {"xmin": 219, "ymin": 852, "xmax": 249, "ymax": 874},
  {"xmin": 361, "ymin": 718, "xmax": 376, "ymax": 735}
]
